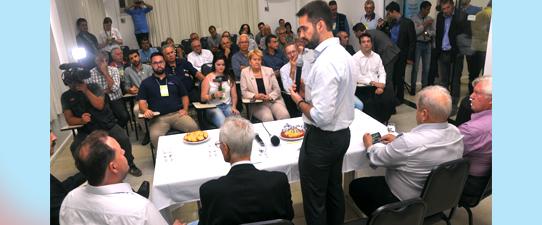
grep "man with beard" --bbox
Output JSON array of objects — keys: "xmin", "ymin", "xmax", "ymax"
[
  {"xmin": 125, "ymin": 50, "xmax": 153, "ymax": 145},
  {"xmin": 289, "ymin": 1, "xmax": 357, "ymax": 224},
  {"xmin": 163, "ymin": 44, "xmax": 204, "ymax": 103},
  {"xmin": 137, "ymin": 52, "xmax": 199, "ymax": 148}
]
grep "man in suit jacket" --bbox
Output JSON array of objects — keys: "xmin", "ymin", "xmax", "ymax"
[
  {"xmin": 198, "ymin": 117, "xmax": 295, "ymax": 225},
  {"xmin": 385, "ymin": 2, "xmax": 416, "ymax": 104},
  {"xmin": 435, "ymin": 0, "xmax": 472, "ymax": 113}
]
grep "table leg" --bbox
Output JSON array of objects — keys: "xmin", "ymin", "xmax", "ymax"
[
  {"xmin": 344, "ymin": 170, "xmax": 365, "ymax": 218},
  {"xmin": 128, "ymin": 98, "xmax": 139, "ymax": 140}
]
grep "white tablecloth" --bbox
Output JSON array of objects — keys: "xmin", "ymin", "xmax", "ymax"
[{"xmin": 151, "ymin": 109, "xmax": 388, "ymax": 215}]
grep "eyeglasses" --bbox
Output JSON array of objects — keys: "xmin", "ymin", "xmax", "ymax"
[
  {"xmin": 286, "ymin": 50, "xmax": 297, "ymax": 55},
  {"xmin": 365, "ymin": 7, "xmax": 374, "ymax": 9},
  {"xmin": 278, "ymin": 32, "xmax": 286, "ymax": 35},
  {"xmin": 151, "ymin": 60, "xmax": 165, "ymax": 65},
  {"xmin": 239, "ymin": 41, "xmax": 249, "ymax": 44},
  {"xmin": 215, "ymin": 141, "xmax": 222, "ymax": 149},
  {"xmin": 223, "ymin": 35, "xmax": 230, "ymax": 38}
]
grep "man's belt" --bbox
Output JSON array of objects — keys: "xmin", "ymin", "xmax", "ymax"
[{"xmin": 417, "ymin": 40, "xmax": 431, "ymax": 44}]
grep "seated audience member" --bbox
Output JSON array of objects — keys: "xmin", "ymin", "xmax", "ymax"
[
  {"xmin": 75, "ymin": 18, "xmax": 100, "ymax": 68},
  {"xmin": 138, "ymin": 38, "xmax": 158, "ymax": 64},
  {"xmin": 284, "ymin": 22, "xmax": 295, "ymax": 43},
  {"xmin": 187, "ymin": 40, "xmax": 213, "ymax": 72},
  {"xmin": 238, "ymin": 24, "xmax": 254, "ymax": 40},
  {"xmin": 349, "ymin": 86, "xmax": 464, "ymax": 216},
  {"xmin": 275, "ymin": 19, "xmax": 286, "ymax": 35},
  {"xmin": 241, "ymin": 49, "xmax": 290, "ymax": 122},
  {"xmin": 219, "ymin": 36, "xmax": 239, "ymax": 70},
  {"xmin": 124, "ymin": 50, "xmax": 153, "ymax": 145},
  {"xmin": 50, "ymin": 131, "xmax": 86, "ymax": 225},
  {"xmin": 200, "ymin": 55, "xmax": 240, "ymax": 127},
  {"xmin": 86, "ymin": 50, "xmax": 130, "ymax": 129},
  {"xmin": 459, "ymin": 75, "xmax": 492, "ymax": 196},
  {"xmin": 137, "ymin": 52, "xmax": 199, "ymax": 148},
  {"xmin": 61, "ymin": 66, "xmax": 141, "ymax": 176},
  {"xmin": 353, "ymin": 33, "xmax": 395, "ymax": 123},
  {"xmin": 232, "ymin": 34, "xmax": 252, "ymax": 81},
  {"xmin": 190, "ymin": 32, "xmax": 200, "ymax": 42},
  {"xmin": 259, "ymin": 25, "xmax": 272, "ymax": 50},
  {"xmin": 276, "ymin": 27, "xmax": 288, "ymax": 51},
  {"xmin": 165, "ymin": 37, "xmax": 184, "ymax": 58},
  {"xmin": 255, "ymin": 22, "xmax": 265, "ymax": 46},
  {"xmin": 163, "ymin": 44, "xmax": 205, "ymax": 103},
  {"xmin": 207, "ymin": 25, "xmax": 222, "ymax": 52},
  {"xmin": 59, "ymin": 131, "xmax": 183, "ymax": 225},
  {"xmin": 98, "ymin": 17, "xmax": 123, "ymax": 62},
  {"xmin": 262, "ymin": 34, "xmax": 288, "ymax": 90},
  {"xmin": 109, "ymin": 47, "xmax": 131, "ymax": 94},
  {"xmin": 198, "ymin": 117, "xmax": 294, "ymax": 224},
  {"xmin": 279, "ymin": 43, "xmax": 311, "ymax": 93},
  {"xmin": 338, "ymin": 31, "xmax": 356, "ymax": 55}
]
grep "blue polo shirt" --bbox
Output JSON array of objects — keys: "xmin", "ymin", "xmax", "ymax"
[
  {"xmin": 137, "ymin": 75, "xmax": 188, "ymax": 115},
  {"xmin": 139, "ymin": 48, "xmax": 159, "ymax": 63},
  {"xmin": 262, "ymin": 49, "xmax": 288, "ymax": 71},
  {"xmin": 124, "ymin": 7, "xmax": 153, "ymax": 34},
  {"xmin": 165, "ymin": 58, "xmax": 198, "ymax": 92}
]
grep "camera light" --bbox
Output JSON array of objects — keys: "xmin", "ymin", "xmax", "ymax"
[{"xmin": 71, "ymin": 48, "xmax": 87, "ymax": 60}]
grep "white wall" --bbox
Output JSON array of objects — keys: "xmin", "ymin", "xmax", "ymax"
[{"xmin": 258, "ymin": 0, "xmax": 300, "ymax": 34}]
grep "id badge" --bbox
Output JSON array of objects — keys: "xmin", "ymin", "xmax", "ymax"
[
  {"xmin": 333, "ymin": 22, "xmax": 336, "ymax": 29},
  {"xmin": 160, "ymin": 85, "xmax": 169, "ymax": 97}
]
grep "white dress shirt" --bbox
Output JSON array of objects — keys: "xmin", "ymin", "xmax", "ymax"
[
  {"xmin": 367, "ymin": 122, "xmax": 464, "ymax": 201},
  {"xmin": 187, "ymin": 49, "xmax": 214, "ymax": 72},
  {"xmin": 353, "ymin": 50, "xmax": 386, "ymax": 85},
  {"xmin": 60, "ymin": 183, "xmax": 168, "ymax": 225},
  {"xmin": 303, "ymin": 38, "xmax": 356, "ymax": 131}
]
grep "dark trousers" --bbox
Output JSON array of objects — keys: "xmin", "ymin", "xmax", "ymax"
[
  {"xmin": 455, "ymin": 96, "xmax": 474, "ymax": 127},
  {"xmin": 356, "ymin": 86, "xmax": 394, "ymax": 124},
  {"xmin": 392, "ymin": 54, "xmax": 407, "ymax": 100},
  {"xmin": 462, "ymin": 175, "xmax": 491, "ymax": 197},
  {"xmin": 383, "ymin": 54, "xmax": 398, "ymax": 89},
  {"xmin": 70, "ymin": 125, "xmax": 134, "ymax": 164},
  {"xmin": 135, "ymin": 32, "xmax": 150, "ymax": 49},
  {"xmin": 427, "ymin": 48, "xmax": 439, "ymax": 86},
  {"xmin": 466, "ymin": 51, "xmax": 487, "ymax": 94},
  {"xmin": 110, "ymin": 98, "xmax": 130, "ymax": 128},
  {"xmin": 349, "ymin": 176, "xmax": 401, "ymax": 216},
  {"xmin": 299, "ymin": 125, "xmax": 350, "ymax": 225},
  {"xmin": 438, "ymin": 51, "xmax": 463, "ymax": 106},
  {"xmin": 187, "ymin": 88, "xmax": 201, "ymax": 103}
]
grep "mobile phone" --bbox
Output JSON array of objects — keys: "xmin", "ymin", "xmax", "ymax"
[
  {"xmin": 250, "ymin": 98, "xmax": 256, "ymax": 103},
  {"xmin": 371, "ymin": 132, "xmax": 382, "ymax": 144}
]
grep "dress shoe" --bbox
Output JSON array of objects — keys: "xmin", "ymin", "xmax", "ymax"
[
  {"xmin": 141, "ymin": 132, "xmax": 150, "ymax": 146},
  {"xmin": 137, "ymin": 181, "xmax": 150, "ymax": 199},
  {"xmin": 395, "ymin": 99, "xmax": 404, "ymax": 106},
  {"xmin": 409, "ymin": 89, "xmax": 416, "ymax": 96}
]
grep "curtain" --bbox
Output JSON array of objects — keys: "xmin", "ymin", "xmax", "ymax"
[
  {"xmin": 146, "ymin": 0, "xmax": 259, "ymax": 46},
  {"xmin": 50, "ymin": 26, "xmax": 68, "ymax": 121}
]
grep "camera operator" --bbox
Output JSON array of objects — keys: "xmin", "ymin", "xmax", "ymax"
[{"xmin": 60, "ymin": 64, "xmax": 142, "ymax": 177}]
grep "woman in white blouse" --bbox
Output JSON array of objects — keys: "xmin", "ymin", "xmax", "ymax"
[
  {"xmin": 99, "ymin": 17, "xmax": 123, "ymax": 62},
  {"xmin": 200, "ymin": 54, "xmax": 240, "ymax": 127}
]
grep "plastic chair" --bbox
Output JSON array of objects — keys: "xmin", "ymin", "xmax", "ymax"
[
  {"xmin": 181, "ymin": 39, "xmax": 192, "ymax": 55},
  {"xmin": 341, "ymin": 198, "xmax": 426, "ymax": 225},
  {"xmin": 200, "ymin": 36, "xmax": 209, "ymax": 49},
  {"xmin": 201, "ymin": 64, "xmax": 213, "ymax": 76},
  {"xmin": 120, "ymin": 45, "xmax": 130, "ymax": 61},
  {"xmin": 457, "ymin": 175, "xmax": 492, "ymax": 225},
  {"xmin": 240, "ymin": 219, "xmax": 294, "ymax": 225},
  {"xmin": 421, "ymin": 158, "xmax": 471, "ymax": 225}
]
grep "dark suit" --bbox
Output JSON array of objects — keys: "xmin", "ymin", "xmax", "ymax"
[
  {"xmin": 50, "ymin": 173, "xmax": 86, "ymax": 225},
  {"xmin": 198, "ymin": 164, "xmax": 294, "ymax": 225},
  {"xmin": 390, "ymin": 17, "xmax": 417, "ymax": 100},
  {"xmin": 366, "ymin": 30, "xmax": 401, "ymax": 89},
  {"xmin": 435, "ymin": 10, "xmax": 471, "ymax": 105}
]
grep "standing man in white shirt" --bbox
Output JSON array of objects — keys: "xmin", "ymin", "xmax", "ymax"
[
  {"xmin": 360, "ymin": 0, "xmax": 384, "ymax": 30},
  {"xmin": 60, "ymin": 130, "xmax": 184, "ymax": 225},
  {"xmin": 290, "ymin": 1, "xmax": 357, "ymax": 224},
  {"xmin": 187, "ymin": 40, "xmax": 213, "ymax": 72}
]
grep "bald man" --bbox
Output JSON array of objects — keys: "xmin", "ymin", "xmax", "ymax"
[{"xmin": 337, "ymin": 31, "xmax": 355, "ymax": 55}]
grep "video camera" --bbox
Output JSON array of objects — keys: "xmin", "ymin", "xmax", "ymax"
[
  {"xmin": 212, "ymin": 75, "xmax": 227, "ymax": 100},
  {"xmin": 60, "ymin": 62, "xmax": 91, "ymax": 86},
  {"xmin": 135, "ymin": 1, "xmax": 142, "ymax": 4}
]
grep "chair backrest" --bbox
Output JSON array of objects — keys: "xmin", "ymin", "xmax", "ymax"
[
  {"xmin": 368, "ymin": 198, "xmax": 426, "ymax": 225},
  {"xmin": 156, "ymin": 47, "xmax": 162, "ymax": 54},
  {"xmin": 200, "ymin": 36, "xmax": 209, "ymax": 49},
  {"xmin": 161, "ymin": 41, "xmax": 167, "ymax": 48},
  {"xmin": 181, "ymin": 39, "xmax": 193, "ymax": 55},
  {"xmin": 120, "ymin": 46, "xmax": 130, "ymax": 61},
  {"xmin": 240, "ymin": 219, "xmax": 294, "ymax": 225},
  {"xmin": 231, "ymin": 34, "xmax": 238, "ymax": 44},
  {"xmin": 202, "ymin": 64, "xmax": 213, "ymax": 76},
  {"xmin": 460, "ymin": 173, "xmax": 492, "ymax": 208},
  {"xmin": 420, "ymin": 158, "xmax": 471, "ymax": 217}
]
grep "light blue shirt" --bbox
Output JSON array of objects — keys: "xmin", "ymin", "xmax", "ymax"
[
  {"xmin": 280, "ymin": 49, "xmax": 315, "ymax": 93},
  {"xmin": 360, "ymin": 14, "xmax": 382, "ymax": 30},
  {"xmin": 124, "ymin": 7, "xmax": 153, "ymax": 34},
  {"xmin": 442, "ymin": 10, "xmax": 455, "ymax": 51},
  {"xmin": 138, "ymin": 48, "xmax": 159, "ymax": 63},
  {"xmin": 232, "ymin": 51, "xmax": 250, "ymax": 80},
  {"xmin": 303, "ymin": 38, "xmax": 356, "ymax": 131}
]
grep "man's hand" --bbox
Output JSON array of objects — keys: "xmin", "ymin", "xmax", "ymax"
[
  {"xmin": 224, "ymin": 47, "xmax": 230, "ymax": 56},
  {"xmin": 240, "ymin": 65, "xmax": 247, "ymax": 70},
  {"xmin": 173, "ymin": 220, "xmax": 187, "ymax": 225},
  {"xmin": 261, "ymin": 95, "xmax": 270, "ymax": 101},
  {"xmin": 363, "ymin": 133, "xmax": 373, "ymax": 147},
  {"xmin": 231, "ymin": 108, "xmax": 240, "ymax": 115},
  {"xmin": 378, "ymin": 19, "xmax": 384, "ymax": 27},
  {"xmin": 375, "ymin": 87, "xmax": 384, "ymax": 95},
  {"xmin": 289, "ymin": 78, "xmax": 305, "ymax": 99},
  {"xmin": 178, "ymin": 109, "xmax": 188, "ymax": 117},
  {"xmin": 407, "ymin": 60, "xmax": 414, "ymax": 65},
  {"xmin": 274, "ymin": 70, "xmax": 280, "ymax": 77},
  {"xmin": 372, "ymin": 82, "xmax": 385, "ymax": 89},
  {"xmin": 99, "ymin": 61, "xmax": 108, "ymax": 74},
  {"xmin": 103, "ymin": 89, "xmax": 111, "ymax": 94},
  {"xmin": 297, "ymin": 46, "xmax": 304, "ymax": 55},
  {"xmin": 75, "ymin": 82, "xmax": 88, "ymax": 93},
  {"xmin": 81, "ymin": 113, "xmax": 91, "ymax": 124},
  {"xmin": 144, "ymin": 110, "xmax": 154, "ymax": 119},
  {"xmin": 424, "ymin": 19, "xmax": 434, "ymax": 27},
  {"xmin": 130, "ymin": 86, "xmax": 139, "ymax": 94},
  {"xmin": 289, "ymin": 58, "xmax": 296, "ymax": 68},
  {"xmin": 379, "ymin": 134, "xmax": 396, "ymax": 144}
]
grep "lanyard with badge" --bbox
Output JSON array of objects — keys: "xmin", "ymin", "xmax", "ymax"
[
  {"xmin": 143, "ymin": 50, "xmax": 150, "ymax": 62},
  {"xmin": 105, "ymin": 30, "xmax": 113, "ymax": 46},
  {"xmin": 155, "ymin": 78, "xmax": 169, "ymax": 97},
  {"xmin": 82, "ymin": 33, "xmax": 98, "ymax": 52}
]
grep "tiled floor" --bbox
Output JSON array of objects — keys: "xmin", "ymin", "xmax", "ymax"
[{"xmin": 51, "ymin": 77, "xmax": 491, "ymax": 224}]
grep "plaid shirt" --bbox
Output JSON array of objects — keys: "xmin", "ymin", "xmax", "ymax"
[{"xmin": 86, "ymin": 66, "xmax": 122, "ymax": 101}]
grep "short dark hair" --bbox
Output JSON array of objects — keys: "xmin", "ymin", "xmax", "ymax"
[
  {"xmin": 128, "ymin": 50, "xmax": 139, "ymax": 57},
  {"xmin": 103, "ymin": 17, "xmax": 113, "ymax": 24},
  {"xmin": 440, "ymin": 0, "xmax": 454, "ymax": 6},
  {"xmin": 420, "ymin": 1, "xmax": 432, "ymax": 10},
  {"xmin": 258, "ymin": 22, "xmax": 265, "ymax": 28},
  {"xmin": 279, "ymin": 19, "xmax": 284, "ymax": 23},
  {"xmin": 76, "ymin": 18, "xmax": 87, "ymax": 27},
  {"xmin": 385, "ymin": 2, "xmax": 401, "ymax": 13},
  {"xmin": 140, "ymin": 37, "xmax": 150, "ymax": 44},
  {"xmin": 74, "ymin": 130, "xmax": 114, "ymax": 186},
  {"xmin": 353, "ymin": 23, "xmax": 367, "ymax": 33},
  {"xmin": 329, "ymin": 1, "xmax": 337, "ymax": 6},
  {"xmin": 190, "ymin": 32, "xmax": 198, "ymax": 37},
  {"xmin": 296, "ymin": 1, "xmax": 333, "ymax": 32},
  {"xmin": 209, "ymin": 25, "xmax": 216, "ymax": 31},
  {"xmin": 150, "ymin": 52, "xmax": 164, "ymax": 62},
  {"xmin": 265, "ymin": 34, "xmax": 278, "ymax": 47},
  {"xmin": 359, "ymin": 32, "xmax": 372, "ymax": 44}
]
